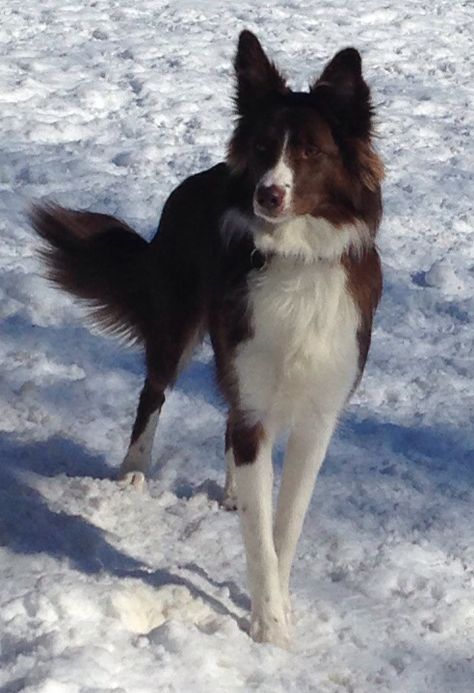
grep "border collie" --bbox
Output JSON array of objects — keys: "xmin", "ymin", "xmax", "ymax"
[{"xmin": 30, "ymin": 30, "xmax": 383, "ymax": 648}]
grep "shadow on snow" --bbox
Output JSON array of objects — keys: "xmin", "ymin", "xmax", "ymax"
[{"xmin": 0, "ymin": 432, "xmax": 247, "ymax": 632}]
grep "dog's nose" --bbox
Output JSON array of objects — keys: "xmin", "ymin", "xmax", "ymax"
[{"xmin": 256, "ymin": 184, "xmax": 285, "ymax": 212}]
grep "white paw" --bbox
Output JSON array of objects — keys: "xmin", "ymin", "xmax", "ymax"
[
  {"xmin": 221, "ymin": 492, "xmax": 238, "ymax": 511},
  {"xmin": 250, "ymin": 614, "xmax": 291, "ymax": 649},
  {"xmin": 117, "ymin": 471, "xmax": 146, "ymax": 491}
]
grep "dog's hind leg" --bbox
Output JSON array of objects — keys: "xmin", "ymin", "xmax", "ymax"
[
  {"xmin": 222, "ymin": 419, "xmax": 238, "ymax": 510},
  {"xmin": 118, "ymin": 375, "xmax": 165, "ymax": 489},
  {"xmin": 118, "ymin": 318, "xmax": 200, "ymax": 489}
]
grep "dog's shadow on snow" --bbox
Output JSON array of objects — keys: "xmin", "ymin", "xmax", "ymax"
[
  {"xmin": 1, "ymin": 412, "xmax": 472, "ymax": 640},
  {"xmin": 0, "ymin": 433, "xmax": 248, "ymax": 631},
  {"xmin": 337, "ymin": 414, "xmax": 473, "ymax": 488}
]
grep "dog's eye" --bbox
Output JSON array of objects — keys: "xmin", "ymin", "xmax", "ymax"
[{"xmin": 301, "ymin": 144, "xmax": 320, "ymax": 159}]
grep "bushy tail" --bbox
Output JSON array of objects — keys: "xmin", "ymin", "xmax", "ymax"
[{"xmin": 29, "ymin": 203, "xmax": 151, "ymax": 344}]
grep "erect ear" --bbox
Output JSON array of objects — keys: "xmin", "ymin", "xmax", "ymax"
[
  {"xmin": 234, "ymin": 30, "xmax": 288, "ymax": 116},
  {"xmin": 311, "ymin": 48, "xmax": 373, "ymax": 137}
]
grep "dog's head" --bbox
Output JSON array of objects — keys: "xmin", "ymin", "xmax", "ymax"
[{"xmin": 227, "ymin": 31, "xmax": 384, "ymax": 260}]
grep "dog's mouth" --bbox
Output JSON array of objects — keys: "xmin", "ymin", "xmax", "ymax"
[{"xmin": 253, "ymin": 200, "xmax": 293, "ymax": 225}]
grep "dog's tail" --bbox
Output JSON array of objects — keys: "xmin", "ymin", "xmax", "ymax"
[{"xmin": 29, "ymin": 203, "xmax": 152, "ymax": 344}]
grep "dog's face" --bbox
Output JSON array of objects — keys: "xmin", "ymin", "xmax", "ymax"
[
  {"xmin": 227, "ymin": 31, "xmax": 383, "ymax": 237},
  {"xmin": 241, "ymin": 107, "xmax": 346, "ymax": 225}
]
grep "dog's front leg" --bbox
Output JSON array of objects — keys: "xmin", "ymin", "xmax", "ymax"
[
  {"xmin": 273, "ymin": 410, "xmax": 338, "ymax": 622},
  {"xmin": 232, "ymin": 419, "xmax": 289, "ymax": 648}
]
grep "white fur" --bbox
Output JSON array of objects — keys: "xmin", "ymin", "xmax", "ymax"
[
  {"xmin": 254, "ymin": 215, "xmax": 370, "ymax": 263},
  {"xmin": 235, "ymin": 254, "xmax": 360, "ymax": 427},
  {"xmin": 273, "ymin": 409, "xmax": 340, "ymax": 617},
  {"xmin": 253, "ymin": 134, "xmax": 293, "ymax": 222},
  {"xmin": 233, "ymin": 244, "xmax": 361, "ymax": 646},
  {"xmin": 119, "ymin": 410, "xmax": 159, "ymax": 479},
  {"xmin": 220, "ymin": 209, "xmax": 370, "ymax": 264},
  {"xmin": 234, "ymin": 430, "xmax": 290, "ymax": 648},
  {"xmin": 219, "ymin": 208, "xmax": 256, "ymax": 247}
]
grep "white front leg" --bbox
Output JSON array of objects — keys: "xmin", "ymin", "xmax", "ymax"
[
  {"xmin": 234, "ymin": 428, "xmax": 289, "ymax": 649},
  {"xmin": 273, "ymin": 409, "xmax": 339, "ymax": 616}
]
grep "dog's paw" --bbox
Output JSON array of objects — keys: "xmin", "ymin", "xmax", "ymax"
[
  {"xmin": 220, "ymin": 492, "xmax": 238, "ymax": 511},
  {"xmin": 250, "ymin": 614, "xmax": 291, "ymax": 650},
  {"xmin": 117, "ymin": 471, "xmax": 146, "ymax": 491}
]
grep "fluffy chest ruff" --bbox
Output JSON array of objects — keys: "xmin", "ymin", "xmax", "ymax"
[{"xmin": 234, "ymin": 254, "xmax": 360, "ymax": 428}]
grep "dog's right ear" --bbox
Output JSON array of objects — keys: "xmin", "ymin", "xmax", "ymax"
[{"xmin": 234, "ymin": 30, "xmax": 288, "ymax": 116}]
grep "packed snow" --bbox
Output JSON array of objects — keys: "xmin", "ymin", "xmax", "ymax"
[{"xmin": 1, "ymin": 0, "xmax": 473, "ymax": 691}]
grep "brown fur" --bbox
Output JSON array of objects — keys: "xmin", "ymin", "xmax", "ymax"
[
  {"xmin": 229, "ymin": 417, "xmax": 266, "ymax": 467},
  {"xmin": 30, "ymin": 203, "xmax": 151, "ymax": 344},
  {"xmin": 342, "ymin": 249, "xmax": 383, "ymax": 379}
]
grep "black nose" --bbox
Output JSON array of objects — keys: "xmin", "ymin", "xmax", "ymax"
[{"xmin": 256, "ymin": 184, "xmax": 285, "ymax": 212}]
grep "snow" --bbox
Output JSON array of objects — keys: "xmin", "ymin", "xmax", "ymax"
[{"xmin": 0, "ymin": 0, "xmax": 473, "ymax": 691}]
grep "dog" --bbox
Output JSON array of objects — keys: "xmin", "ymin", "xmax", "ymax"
[{"xmin": 30, "ymin": 30, "xmax": 383, "ymax": 648}]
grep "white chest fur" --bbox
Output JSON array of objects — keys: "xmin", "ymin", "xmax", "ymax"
[{"xmin": 235, "ymin": 257, "xmax": 361, "ymax": 429}]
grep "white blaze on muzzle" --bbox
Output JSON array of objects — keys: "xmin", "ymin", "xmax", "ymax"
[{"xmin": 254, "ymin": 134, "xmax": 294, "ymax": 221}]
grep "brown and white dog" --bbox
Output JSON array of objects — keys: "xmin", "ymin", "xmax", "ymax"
[{"xmin": 30, "ymin": 31, "xmax": 383, "ymax": 648}]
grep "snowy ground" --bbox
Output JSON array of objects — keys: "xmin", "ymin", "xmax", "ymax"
[{"xmin": 1, "ymin": 0, "xmax": 473, "ymax": 691}]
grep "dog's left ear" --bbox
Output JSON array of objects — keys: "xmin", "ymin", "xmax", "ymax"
[
  {"xmin": 234, "ymin": 30, "xmax": 288, "ymax": 116},
  {"xmin": 311, "ymin": 48, "xmax": 373, "ymax": 138}
]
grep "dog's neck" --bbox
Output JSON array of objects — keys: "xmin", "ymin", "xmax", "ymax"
[{"xmin": 220, "ymin": 208, "xmax": 370, "ymax": 267}]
